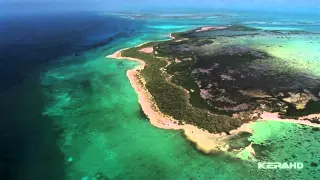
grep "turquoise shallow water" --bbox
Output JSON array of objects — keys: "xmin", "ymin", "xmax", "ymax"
[
  {"xmin": 41, "ymin": 13, "xmax": 320, "ymax": 179},
  {"xmin": 226, "ymin": 34, "xmax": 320, "ymax": 76}
]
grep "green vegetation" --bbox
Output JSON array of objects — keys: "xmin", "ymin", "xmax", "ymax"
[
  {"xmin": 122, "ymin": 44, "xmax": 242, "ymax": 133},
  {"xmin": 155, "ymin": 40, "xmax": 223, "ymax": 113},
  {"xmin": 121, "ymin": 26, "xmax": 320, "ymax": 133}
]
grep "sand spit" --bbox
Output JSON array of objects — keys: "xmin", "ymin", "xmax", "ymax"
[
  {"xmin": 107, "ymin": 40, "xmax": 320, "ymax": 155},
  {"xmin": 106, "ymin": 48, "xmax": 145, "ymax": 70},
  {"xmin": 169, "ymin": 33, "xmax": 176, "ymax": 40},
  {"xmin": 196, "ymin": 26, "xmax": 227, "ymax": 32},
  {"xmin": 196, "ymin": 26, "xmax": 214, "ymax": 32}
]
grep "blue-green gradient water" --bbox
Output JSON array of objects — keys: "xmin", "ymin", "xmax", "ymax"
[{"xmin": 1, "ymin": 11, "xmax": 319, "ymax": 179}]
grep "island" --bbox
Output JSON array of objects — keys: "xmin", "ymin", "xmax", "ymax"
[{"xmin": 108, "ymin": 25, "xmax": 320, "ymax": 157}]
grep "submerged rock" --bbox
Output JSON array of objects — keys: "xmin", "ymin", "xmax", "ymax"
[
  {"xmin": 95, "ymin": 172, "xmax": 109, "ymax": 180},
  {"xmin": 310, "ymin": 162, "xmax": 318, "ymax": 167}
]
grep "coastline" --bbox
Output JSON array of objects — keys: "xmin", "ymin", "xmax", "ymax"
[
  {"xmin": 169, "ymin": 33, "xmax": 176, "ymax": 40},
  {"xmin": 258, "ymin": 112, "xmax": 320, "ymax": 127},
  {"xmin": 107, "ymin": 44, "xmax": 249, "ymax": 153},
  {"xmin": 107, "ymin": 41, "xmax": 320, "ymax": 154}
]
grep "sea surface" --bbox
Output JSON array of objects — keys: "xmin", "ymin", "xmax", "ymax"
[{"xmin": 1, "ymin": 10, "xmax": 319, "ymax": 180}]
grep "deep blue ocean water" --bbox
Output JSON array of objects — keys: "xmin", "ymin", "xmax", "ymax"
[
  {"xmin": 0, "ymin": 12, "xmax": 142, "ymax": 180},
  {"xmin": 1, "ymin": 10, "xmax": 320, "ymax": 180},
  {"xmin": 0, "ymin": 12, "xmax": 142, "ymax": 91}
]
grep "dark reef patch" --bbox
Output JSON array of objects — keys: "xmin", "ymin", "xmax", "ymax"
[
  {"xmin": 227, "ymin": 132, "xmax": 252, "ymax": 150},
  {"xmin": 139, "ymin": 106, "xmax": 148, "ymax": 119},
  {"xmin": 251, "ymin": 144, "xmax": 272, "ymax": 159}
]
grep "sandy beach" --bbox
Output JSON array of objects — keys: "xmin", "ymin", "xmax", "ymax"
[
  {"xmin": 196, "ymin": 26, "xmax": 214, "ymax": 32},
  {"xmin": 258, "ymin": 112, "xmax": 320, "ymax": 127},
  {"xmin": 107, "ymin": 44, "xmax": 248, "ymax": 153},
  {"xmin": 169, "ymin": 33, "xmax": 176, "ymax": 40},
  {"xmin": 107, "ymin": 40, "xmax": 320, "ymax": 154},
  {"xmin": 196, "ymin": 26, "xmax": 228, "ymax": 32}
]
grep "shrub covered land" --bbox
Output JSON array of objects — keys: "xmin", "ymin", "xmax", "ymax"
[
  {"xmin": 122, "ymin": 44, "xmax": 243, "ymax": 134},
  {"xmin": 121, "ymin": 26, "xmax": 320, "ymax": 133}
]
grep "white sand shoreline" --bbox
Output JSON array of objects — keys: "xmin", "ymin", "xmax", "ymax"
[
  {"xmin": 106, "ymin": 40, "xmax": 320, "ymax": 154},
  {"xmin": 169, "ymin": 33, "xmax": 176, "ymax": 40}
]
